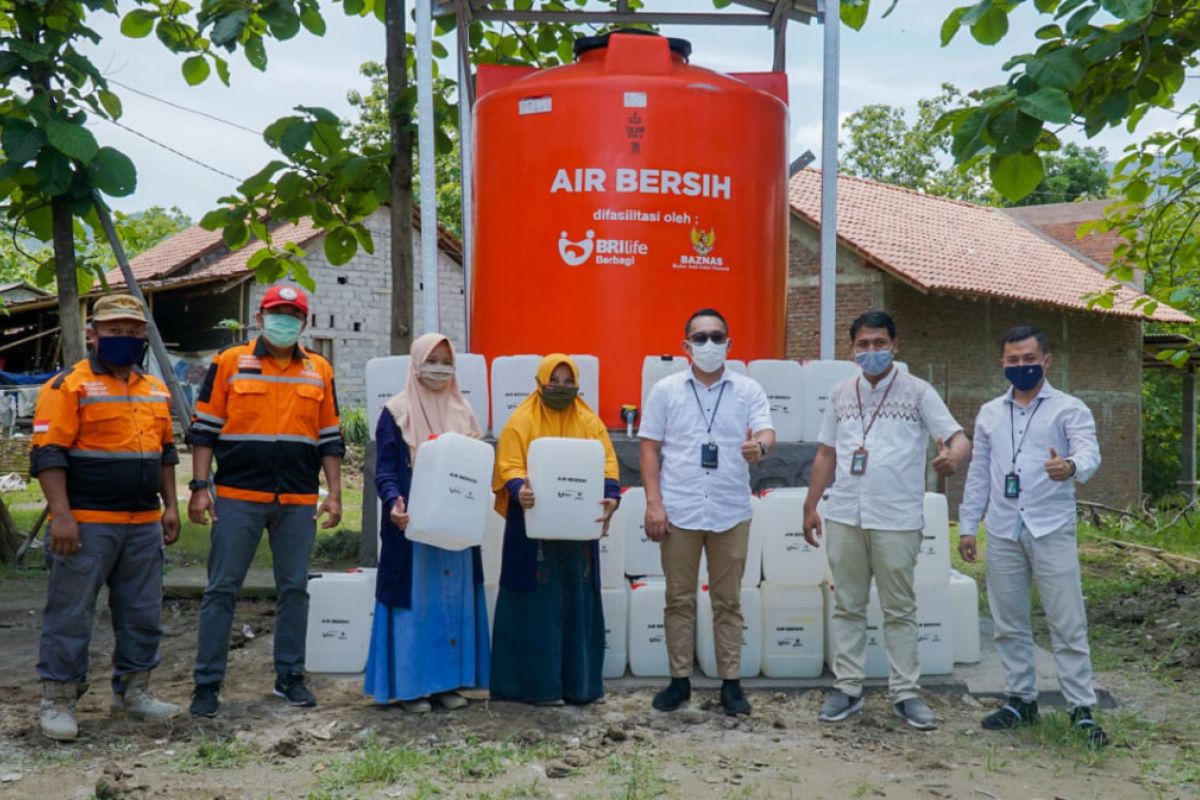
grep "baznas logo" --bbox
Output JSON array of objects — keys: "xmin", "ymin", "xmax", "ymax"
[
  {"xmin": 559, "ymin": 230, "xmax": 596, "ymax": 266},
  {"xmin": 691, "ymin": 226, "xmax": 716, "ymax": 256}
]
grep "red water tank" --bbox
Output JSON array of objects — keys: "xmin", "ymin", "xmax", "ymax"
[{"xmin": 471, "ymin": 30, "xmax": 789, "ymax": 426}]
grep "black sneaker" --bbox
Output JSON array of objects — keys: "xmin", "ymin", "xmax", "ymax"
[
  {"xmin": 981, "ymin": 697, "xmax": 1039, "ymax": 730},
  {"xmin": 189, "ymin": 682, "xmax": 221, "ymax": 718},
  {"xmin": 651, "ymin": 678, "xmax": 691, "ymax": 712},
  {"xmin": 1070, "ymin": 707, "xmax": 1110, "ymax": 748},
  {"xmin": 720, "ymin": 680, "xmax": 751, "ymax": 717},
  {"xmin": 273, "ymin": 673, "xmax": 317, "ymax": 708}
]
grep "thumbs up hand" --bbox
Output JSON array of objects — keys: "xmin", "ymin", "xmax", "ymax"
[
  {"xmin": 1045, "ymin": 447, "xmax": 1074, "ymax": 482},
  {"xmin": 932, "ymin": 434, "xmax": 959, "ymax": 477},
  {"xmin": 518, "ymin": 478, "xmax": 536, "ymax": 510},
  {"xmin": 741, "ymin": 428, "xmax": 765, "ymax": 464}
]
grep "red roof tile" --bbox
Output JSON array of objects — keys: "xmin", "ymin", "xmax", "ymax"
[
  {"xmin": 788, "ymin": 170, "xmax": 1191, "ymax": 324},
  {"xmin": 1001, "ymin": 200, "xmax": 1122, "ymax": 267},
  {"xmin": 106, "ymin": 223, "xmax": 225, "ymax": 286}
]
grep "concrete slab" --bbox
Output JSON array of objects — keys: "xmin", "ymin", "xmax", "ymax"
[{"xmin": 163, "ymin": 566, "xmax": 276, "ymax": 599}]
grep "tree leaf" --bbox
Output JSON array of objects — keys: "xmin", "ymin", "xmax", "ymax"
[
  {"xmin": 941, "ymin": 6, "xmax": 970, "ymax": 46},
  {"xmin": 990, "ymin": 152, "xmax": 1045, "ymax": 201},
  {"xmin": 1, "ymin": 119, "xmax": 47, "ymax": 164},
  {"xmin": 98, "ymin": 89, "xmax": 123, "ymax": 119},
  {"xmin": 1026, "ymin": 47, "xmax": 1085, "ymax": 90},
  {"xmin": 245, "ymin": 36, "xmax": 268, "ymax": 70},
  {"xmin": 840, "ymin": 0, "xmax": 870, "ymax": 31},
  {"xmin": 969, "ymin": 7, "xmax": 1009, "ymax": 45},
  {"xmin": 0, "ymin": 52, "xmax": 22, "ymax": 79},
  {"xmin": 1016, "ymin": 87, "xmax": 1073, "ymax": 123},
  {"xmin": 299, "ymin": 7, "xmax": 326, "ymax": 35},
  {"xmin": 45, "ymin": 117, "xmax": 99, "ymax": 163},
  {"xmin": 120, "ymin": 9, "xmax": 157, "ymax": 38},
  {"xmin": 182, "ymin": 55, "xmax": 211, "ymax": 86},
  {"xmin": 1100, "ymin": 0, "xmax": 1152, "ymax": 20},
  {"xmin": 1033, "ymin": 0, "xmax": 1059, "ymax": 11},
  {"xmin": 35, "ymin": 149, "xmax": 74, "ymax": 195},
  {"xmin": 86, "ymin": 146, "xmax": 137, "ymax": 197},
  {"xmin": 214, "ymin": 56, "xmax": 231, "ymax": 86},
  {"xmin": 323, "ymin": 225, "xmax": 358, "ymax": 265},
  {"xmin": 210, "ymin": 10, "xmax": 251, "ymax": 47},
  {"xmin": 950, "ymin": 108, "xmax": 989, "ymax": 161}
]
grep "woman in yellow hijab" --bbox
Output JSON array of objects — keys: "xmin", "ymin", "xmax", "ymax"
[{"xmin": 490, "ymin": 354, "xmax": 621, "ymax": 705}]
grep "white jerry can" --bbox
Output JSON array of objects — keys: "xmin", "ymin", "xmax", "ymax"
[{"xmin": 525, "ymin": 437, "xmax": 606, "ymax": 541}]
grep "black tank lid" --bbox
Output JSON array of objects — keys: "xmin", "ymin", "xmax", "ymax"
[{"xmin": 573, "ymin": 28, "xmax": 692, "ymax": 60}]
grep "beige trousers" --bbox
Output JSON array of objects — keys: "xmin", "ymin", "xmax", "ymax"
[
  {"xmin": 660, "ymin": 521, "xmax": 749, "ymax": 679},
  {"xmin": 826, "ymin": 519, "xmax": 922, "ymax": 702}
]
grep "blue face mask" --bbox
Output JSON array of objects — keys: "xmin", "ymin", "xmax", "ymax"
[
  {"xmin": 1005, "ymin": 364, "xmax": 1044, "ymax": 392},
  {"xmin": 95, "ymin": 335, "xmax": 147, "ymax": 367},
  {"xmin": 262, "ymin": 313, "xmax": 303, "ymax": 348},
  {"xmin": 855, "ymin": 348, "xmax": 894, "ymax": 377}
]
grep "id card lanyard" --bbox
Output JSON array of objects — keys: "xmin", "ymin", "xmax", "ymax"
[
  {"xmin": 1006, "ymin": 397, "xmax": 1044, "ymax": 498},
  {"xmin": 850, "ymin": 372, "xmax": 897, "ymax": 476},
  {"xmin": 690, "ymin": 379, "xmax": 727, "ymax": 470}
]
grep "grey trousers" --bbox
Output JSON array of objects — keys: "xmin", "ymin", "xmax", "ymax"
[
  {"xmin": 826, "ymin": 520, "xmax": 923, "ymax": 702},
  {"xmin": 193, "ymin": 497, "xmax": 316, "ymax": 685},
  {"xmin": 987, "ymin": 523, "xmax": 1097, "ymax": 709},
  {"xmin": 37, "ymin": 521, "xmax": 165, "ymax": 693}
]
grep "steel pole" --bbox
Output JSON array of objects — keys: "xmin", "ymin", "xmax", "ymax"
[
  {"xmin": 818, "ymin": 0, "xmax": 840, "ymax": 360},
  {"xmin": 455, "ymin": 0, "xmax": 474, "ymax": 350},
  {"xmin": 415, "ymin": 0, "xmax": 440, "ymax": 333}
]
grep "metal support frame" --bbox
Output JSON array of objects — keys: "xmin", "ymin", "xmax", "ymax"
[
  {"xmin": 818, "ymin": 0, "xmax": 839, "ymax": 360},
  {"xmin": 1183, "ymin": 366, "xmax": 1197, "ymax": 501},
  {"xmin": 416, "ymin": 0, "xmax": 441, "ymax": 334},
  {"xmin": 95, "ymin": 202, "xmax": 194, "ymax": 427},
  {"xmin": 410, "ymin": 0, "xmax": 835, "ymax": 352}
]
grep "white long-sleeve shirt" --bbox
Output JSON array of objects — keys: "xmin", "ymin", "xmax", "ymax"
[{"xmin": 958, "ymin": 381, "xmax": 1100, "ymax": 540}]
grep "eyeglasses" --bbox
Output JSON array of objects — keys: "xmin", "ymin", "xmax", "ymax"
[{"xmin": 689, "ymin": 332, "xmax": 728, "ymax": 345}]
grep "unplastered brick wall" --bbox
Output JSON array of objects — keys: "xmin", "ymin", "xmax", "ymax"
[
  {"xmin": 247, "ymin": 208, "xmax": 466, "ymax": 409},
  {"xmin": 784, "ymin": 215, "xmax": 1143, "ymax": 512}
]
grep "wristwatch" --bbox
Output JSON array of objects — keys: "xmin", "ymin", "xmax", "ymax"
[
  {"xmin": 1066, "ymin": 459, "xmax": 1077, "ymax": 477},
  {"xmin": 757, "ymin": 441, "xmax": 769, "ymax": 457},
  {"xmin": 188, "ymin": 478, "xmax": 211, "ymax": 491}
]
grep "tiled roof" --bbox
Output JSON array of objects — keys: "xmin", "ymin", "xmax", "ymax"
[
  {"xmin": 788, "ymin": 170, "xmax": 1192, "ymax": 324},
  {"xmin": 110, "ymin": 223, "xmax": 225, "ymax": 285},
  {"xmin": 1001, "ymin": 200, "xmax": 1122, "ymax": 268}
]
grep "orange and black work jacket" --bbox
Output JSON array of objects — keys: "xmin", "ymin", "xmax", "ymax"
[
  {"xmin": 30, "ymin": 355, "xmax": 178, "ymax": 524},
  {"xmin": 188, "ymin": 338, "xmax": 344, "ymax": 505}
]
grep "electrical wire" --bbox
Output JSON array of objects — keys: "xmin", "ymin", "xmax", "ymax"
[
  {"xmin": 99, "ymin": 117, "xmax": 243, "ymax": 181},
  {"xmin": 107, "ymin": 79, "xmax": 263, "ymax": 137}
]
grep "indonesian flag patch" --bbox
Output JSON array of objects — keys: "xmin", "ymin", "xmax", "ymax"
[{"xmin": 33, "ymin": 419, "xmax": 50, "ymax": 433}]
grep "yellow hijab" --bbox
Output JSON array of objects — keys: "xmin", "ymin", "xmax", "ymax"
[{"xmin": 493, "ymin": 354, "xmax": 620, "ymax": 516}]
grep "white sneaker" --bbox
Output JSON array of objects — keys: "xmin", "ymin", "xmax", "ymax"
[
  {"xmin": 40, "ymin": 682, "xmax": 80, "ymax": 741},
  {"xmin": 112, "ymin": 671, "xmax": 180, "ymax": 720}
]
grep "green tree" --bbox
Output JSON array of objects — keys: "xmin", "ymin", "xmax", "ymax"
[
  {"xmin": 1, "ymin": 205, "xmax": 190, "ymax": 289},
  {"xmin": 841, "ymin": 83, "xmax": 1109, "ymax": 206}
]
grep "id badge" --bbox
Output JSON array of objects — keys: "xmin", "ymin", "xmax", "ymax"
[
  {"xmin": 850, "ymin": 447, "xmax": 869, "ymax": 476},
  {"xmin": 701, "ymin": 442, "xmax": 719, "ymax": 469},
  {"xmin": 1005, "ymin": 472, "xmax": 1020, "ymax": 498}
]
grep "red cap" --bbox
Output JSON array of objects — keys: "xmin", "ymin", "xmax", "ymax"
[{"xmin": 260, "ymin": 285, "xmax": 309, "ymax": 314}]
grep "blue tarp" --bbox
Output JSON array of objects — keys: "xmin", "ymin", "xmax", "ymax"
[{"xmin": 0, "ymin": 370, "xmax": 56, "ymax": 386}]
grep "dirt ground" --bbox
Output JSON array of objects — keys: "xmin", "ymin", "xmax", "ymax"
[{"xmin": 0, "ymin": 572, "xmax": 1197, "ymax": 800}]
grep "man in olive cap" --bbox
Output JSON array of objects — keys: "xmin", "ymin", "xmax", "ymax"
[{"xmin": 30, "ymin": 293, "xmax": 182, "ymax": 740}]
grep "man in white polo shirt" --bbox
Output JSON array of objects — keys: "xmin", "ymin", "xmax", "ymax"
[
  {"xmin": 639, "ymin": 308, "xmax": 775, "ymax": 716},
  {"xmin": 958, "ymin": 325, "xmax": 1108, "ymax": 747},
  {"xmin": 803, "ymin": 310, "xmax": 970, "ymax": 730}
]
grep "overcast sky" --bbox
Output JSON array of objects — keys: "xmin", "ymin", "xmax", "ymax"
[{"xmin": 79, "ymin": 0, "xmax": 1199, "ymax": 220}]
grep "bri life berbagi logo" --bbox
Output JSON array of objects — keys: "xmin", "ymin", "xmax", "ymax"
[{"xmin": 557, "ymin": 230, "xmax": 647, "ymax": 267}]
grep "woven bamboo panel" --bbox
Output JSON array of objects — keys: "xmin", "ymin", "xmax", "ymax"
[{"xmin": 0, "ymin": 438, "xmax": 32, "ymax": 477}]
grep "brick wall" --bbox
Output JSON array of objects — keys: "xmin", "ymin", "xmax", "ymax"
[
  {"xmin": 247, "ymin": 209, "xmax": 466, "ymax": 409},
  {"xmin": 786, "ymin": 216, "xmax": 1143, "ymax": 511}
]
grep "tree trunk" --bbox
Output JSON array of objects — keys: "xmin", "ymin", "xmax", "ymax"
[
  {"xmin": 386, "ymin": 0, "xmax": 415, "ymax": 355},
  {"xmin": 0, "ymin": 497, "xmax": 21, "ymax": 564},
  {"xmin": 52, "ymin": 195, "xmax": 85, "ymax": 366}
]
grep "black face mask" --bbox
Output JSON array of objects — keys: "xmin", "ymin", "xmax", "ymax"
[
  {"xmin": 95, "ymin": 335, "xmax": 148, "ymax": 367},
  {"xmin": 541, "ymin": 385, "xmax": 579, "ymax": 410}
]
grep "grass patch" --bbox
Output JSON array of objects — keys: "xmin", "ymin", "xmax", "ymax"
[
  {"xmin": 174, "ymin": 736, "xmax": 253, "ymax": 773},
  {"xmin": 309, "ymin": 735, "xmax": 563, "ymax": 800},
  {"xmin": 605, "ymin": 745, "xmax": 669, "ymax": 800}
]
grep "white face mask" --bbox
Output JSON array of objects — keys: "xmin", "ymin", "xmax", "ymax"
[
  {"xmin": 417, "ymin": 362, "xmax": 455, "ymax": 389},
  {"xmin": 690, "ymin": 340, "xmax": 728, "ymax": 373}
]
